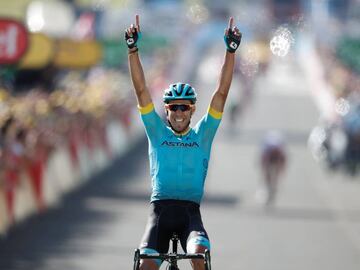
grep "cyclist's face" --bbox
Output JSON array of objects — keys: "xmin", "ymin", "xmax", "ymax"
[{"xmin": 165, "ymin": 100, "xmax": 195, "ymax": 133}]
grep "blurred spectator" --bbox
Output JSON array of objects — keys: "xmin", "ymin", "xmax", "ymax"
[
  {"xmin": 1, "ymin": 117, "xmax": 26, "ymax": 223},
  {"xmin": 314, "ymin": 31, "xmax": 360, "ymax": 177}
]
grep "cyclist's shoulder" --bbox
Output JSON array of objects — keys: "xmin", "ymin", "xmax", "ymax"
[
  {"xmin": 139, "ymin": 103, "xmax": 166, "ymax": 124},
  {"xmin": 193, "ymin": 109, "xmax": 222, "ymax": 130}
]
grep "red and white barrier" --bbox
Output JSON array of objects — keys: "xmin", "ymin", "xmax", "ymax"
[{"xmin": 0, "ymin": 108, "xmax": 143, "ymax": 237}]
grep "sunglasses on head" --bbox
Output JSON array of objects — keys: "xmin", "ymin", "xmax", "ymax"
[{"xmin": 166, "ymin": 104, "xmax": 192, "ymax": 112}]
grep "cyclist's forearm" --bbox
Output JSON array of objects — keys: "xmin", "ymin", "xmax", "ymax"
[
  {"xmin": 129, "ymin": 50, "xmax": 146, "ymax": 91},
  {"xmin": 128, "ymin": 50, "xmax": 151, "ymax": 106},
  {"xmin": 217, "ymin": 51, "xmax": 235, "ymax": 95},
  {"xmin": 210, "ymin": 51, "xmax": 235, "ymax": 111}
]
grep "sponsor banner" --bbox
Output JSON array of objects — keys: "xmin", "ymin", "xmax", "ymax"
[
  {"xmin": 101, "ymin": 39, "xmax": 127, "ymax": 67},
  {"xmin": 18, "ymin": 33, "xmax": 54, "ymax": 69},
  {"xmin": 53, "ymin": 39, "xmax": 102, "ymax": 68},
  {"xmin": 337, "ymin": 38, "xmax": 360, "ymax": 74},
  {"xmin": 101, "ymin": 35, "xmax": 168, "ymax": 67},
  {"xmin": 0, "ymin": 18, "xmax": 28, "ymax": 64}
]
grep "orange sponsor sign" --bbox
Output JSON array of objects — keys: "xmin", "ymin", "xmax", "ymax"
[
  {"xmin": 53, "ymin": 39, "xmax": 102, "ymax": 68},
  {"xmin": 18, "ymin": 33, "xmax": 54, "ymax": 69}
]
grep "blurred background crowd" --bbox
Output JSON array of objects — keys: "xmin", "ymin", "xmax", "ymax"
[
  {"xmin": 0, "ymin": 0, "xmax": 359, "ymax": 235},
  {"xmin": 0, "ymin": 0, "xmax": 182, "ymax": 234},
  {"xmin": 305, "ymin": 0, "xmax": 360, "ymax": 176}
]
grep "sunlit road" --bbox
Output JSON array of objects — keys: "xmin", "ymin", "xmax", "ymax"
[{"xmin": 1, "ymin": 42, "xmax": 360, "ymax": 270}]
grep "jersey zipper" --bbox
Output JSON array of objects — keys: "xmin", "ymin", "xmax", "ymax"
[{"xmin": 178, "ymin": 136, "xmax": 183, "ymax": 196}]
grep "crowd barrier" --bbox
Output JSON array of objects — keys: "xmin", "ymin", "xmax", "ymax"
[{"xmin": 0, "ymin": 107, "xmax": 143, "ymax": 237}]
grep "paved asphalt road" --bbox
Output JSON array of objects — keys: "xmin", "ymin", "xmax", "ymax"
[{"xmin": 1, "ymin": 41, "xmax": 360, "ymax": 270}]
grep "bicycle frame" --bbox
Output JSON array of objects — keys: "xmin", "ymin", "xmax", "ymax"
[{"xmin": 133, "ymin": 234, "xmax": 211, "ymax": 270}]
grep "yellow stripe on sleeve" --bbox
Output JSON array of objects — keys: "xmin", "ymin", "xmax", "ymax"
[
  {"xmin": 138, "ymin": 103, "xmax": 154, "ymax": 115},
  {"xmin": 208, "ymin": 107, "xmax": 223, "ymax": 119}
]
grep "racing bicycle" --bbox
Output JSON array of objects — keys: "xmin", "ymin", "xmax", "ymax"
[{"xmin": 133, "ymin": 233, "xmax": 211, "ymax": 270}]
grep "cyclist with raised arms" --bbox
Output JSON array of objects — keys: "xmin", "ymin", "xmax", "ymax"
[{"xmin": 125, "ymin": 14, "xmax": 241, "ymax": 270}]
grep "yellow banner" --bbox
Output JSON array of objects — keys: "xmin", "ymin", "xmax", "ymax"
[
  {"xmin": 53, "ymin": 39, "xmax": 102, "ymax": 69},
  {"xmin": 18, "ymin": 33, "xmax": 54, "ymax": 69}
]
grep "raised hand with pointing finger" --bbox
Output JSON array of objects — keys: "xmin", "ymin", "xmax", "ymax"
[
  {"xmin": 224, "ymin": 17, "xmax": 242, "ymax": 53},
  {"xmin": 125, "ymin": 14, "xmax": 141, "ymax": 50}
]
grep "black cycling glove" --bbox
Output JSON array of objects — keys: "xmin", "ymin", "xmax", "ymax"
[
  {"xmin": 125, "ymin": 28, "xmax": 141, "ymax": 49},
  {"xmin": 224, "ymin": 28, "xmax": 242, "ymax": 53}
]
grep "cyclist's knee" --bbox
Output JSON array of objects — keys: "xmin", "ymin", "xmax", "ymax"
[
  {"xmin": 187, "ymin": 235, "xmax": 210, "ymax": 254},
  {"xmin": 193, "ymin": 244, "xmax": 207, "ymax": 253},
  {"xmin": 140, "ymin": 248, "xmax": 161, "ymax": 270},
  {"xmin": 187, "ymin": 236, "xmax": 210, "ymax": 270}
]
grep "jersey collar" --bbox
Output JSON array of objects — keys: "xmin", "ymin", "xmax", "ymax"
[{"xmin": 174, "ymin": 126, "xmax": 191, "ymax": 137}]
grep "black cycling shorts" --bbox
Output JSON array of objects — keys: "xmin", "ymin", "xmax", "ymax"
[{"xmin": 139, "ymin": 199, "xmax": 209, "ymax": 253}]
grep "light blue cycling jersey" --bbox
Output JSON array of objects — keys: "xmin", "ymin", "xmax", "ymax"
[{"xmin": 138, "ymin": 103, "xmax": 222, "ymax": 204}]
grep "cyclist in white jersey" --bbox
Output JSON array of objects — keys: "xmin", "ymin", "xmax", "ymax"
[{"xmin": 125, "ymin": 14, "xmax": 241, "ymax": 270}]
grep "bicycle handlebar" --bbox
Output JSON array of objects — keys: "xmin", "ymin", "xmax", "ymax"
[{"xmin": 139, "ymin": 253, "xmax": 205, "ymax": 260}]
